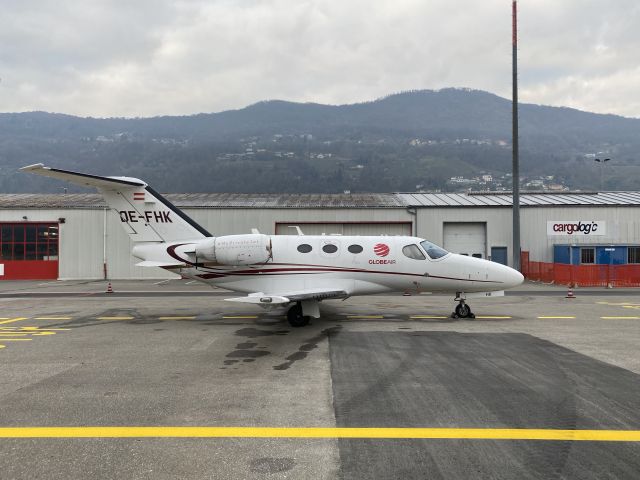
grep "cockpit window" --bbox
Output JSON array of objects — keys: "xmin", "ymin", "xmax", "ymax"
[
  {"xmin": 402, "ymin": 244, "xmax": 426, "ymax": 260},
  {"xmin": 420, "ymin": 240, "xmax": 449, "ymax": 259}
]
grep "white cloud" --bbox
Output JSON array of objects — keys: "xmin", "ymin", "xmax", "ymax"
[{"xmin": 0, "ymin": 0, "xmax": 638, "ymax": 117}]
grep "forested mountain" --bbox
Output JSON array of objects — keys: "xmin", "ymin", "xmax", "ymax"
[{"xmin": 1, "ymin": 88, "xmax": 639, "ymax": 193}]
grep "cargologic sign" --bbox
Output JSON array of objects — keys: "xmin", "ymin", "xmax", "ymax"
[{"xmin": 547, "ymin": 221, "xmax": 606, "ymax": 236}]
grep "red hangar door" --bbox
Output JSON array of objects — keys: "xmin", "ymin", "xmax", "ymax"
[{"xmin": 0, "ymin": 223, "xmax": 59, "ymax": 280}]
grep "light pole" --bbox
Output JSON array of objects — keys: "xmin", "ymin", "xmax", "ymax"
[{"xmin": 594, "ymin": 158, "xmax": 610, "ymax": 191}]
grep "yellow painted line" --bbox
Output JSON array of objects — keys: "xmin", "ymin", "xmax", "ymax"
[
  {"xmin": 20, "ymin": 327, "xmax": 70, "ymax": 331},
  {"xmin": 0, "ymin": 318, "xmax": 28, "ymax": 325},
  {"xmin": 0, "ymin": 338, "xmax": 32, "ymax": 342},
  {"xmin": 538, "ymin": 316, "xmax": 576, "ymax": 319},
  {"xmin": 601, "ymin": 316, "xmax": 640, "ymax": 320},
  {"xmin": 0, "ymin": 345, "xmax": 5, "ymax": 349},
  {"xmin": 475, "ymin": 316, "xmax": 512, "ymax": 319},
  {"xmin": 622, "ymin": 306, "xmax": 640, "ymax": 309},
  {"xmin": 222, "ymin": 316, "xmax": 258, "ymax": 319},
  {"xmin": 410, "ymin": 315, "xmax": 448, "ymax": 319},
  {"xmin": 34, "ymin": 317, "xmax": 72, "ymax": 320},
  {"xmin": 0, "ymin": 427, "xmax": 639, "ymax": 441},
  {"xmin": 158, "ymin": 316, "xmax": 196, "ymax": 320},
  {"xmin": 96, "ymin": 316, "xmax": 134, "ymax": 320},
  {"xmin": 0, "ymin": 333, "xmax": 30, "ymax": 336},
  {"xmin": 346, "ymin": 315, "xmax": 384, "ymax": 319}
]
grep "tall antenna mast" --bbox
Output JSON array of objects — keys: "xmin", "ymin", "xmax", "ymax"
[{"xmin": 512, "ymin": 0, "xmax": 521, "ymax": 271}]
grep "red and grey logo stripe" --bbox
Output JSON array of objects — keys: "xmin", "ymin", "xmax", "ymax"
[{"xmin": 133, "ymin": 192, "xmax": 145, "ymax": 201}]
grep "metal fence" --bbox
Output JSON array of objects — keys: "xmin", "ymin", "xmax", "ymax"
[{"xmin": 521, "ymin": 251, "xmax": 640, "ymax": 287}]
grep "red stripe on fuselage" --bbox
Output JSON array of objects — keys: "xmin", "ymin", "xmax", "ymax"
[{"xmin": 192, "ymin": 265, "xmax": 502, "ymax": 284}]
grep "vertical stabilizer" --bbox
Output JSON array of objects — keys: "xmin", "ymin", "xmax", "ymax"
[{"xmin": 21, "ymin": 164, "xmax": 211, "ymax": 242}]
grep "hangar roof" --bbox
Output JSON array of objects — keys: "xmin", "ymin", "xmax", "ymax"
[
  {"xmin": 397, "ymin": 191, "xmax": 640, "ymax": 207},
  {"xmin": 0, "ymin": 192, "xmax": 406, "ymax": 209},
  {"xmin": 1, "ymin": 191, "xmax": 640, "ymax": 209}
]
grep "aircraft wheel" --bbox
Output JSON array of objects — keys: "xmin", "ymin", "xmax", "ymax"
[
  {"xmin": 455, "ymin": 303, "xmax": 472, "ymax": 318},
  {"xmin": 287, "ymin": 303, "xmax": 310, "ymax": 327}
]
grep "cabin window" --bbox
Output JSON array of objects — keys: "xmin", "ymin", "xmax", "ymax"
[
  {"xmin": 348, "ymin": 244, "xmax": 363, "ymax": 254},
  {"xmin": 297, "ymin": 244, "xmax": 312, "ymax": 253},
  {"xmin": 322, "ymin": 244, "xmax": 338, "ymax": 254},
  {"xmin": 420, "ymin": 240, "xmax": 448, "ymax": 259},
  {"xmin": 402, "ymin": 244, "xmax": 426, "ymax": 260},
  {"xmin": 629, "ymin": 247, "xmax": 640, "ymax": 264}
]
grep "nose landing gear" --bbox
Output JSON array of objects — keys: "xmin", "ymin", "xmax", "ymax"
[{"xmin": 452, "ymin": 293, "xmax": 475, "ymax": 319}]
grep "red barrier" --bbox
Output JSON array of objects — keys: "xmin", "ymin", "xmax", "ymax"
[{"xmin": 520, "ymin": 252, "xmax": 640, "ymax": 287}]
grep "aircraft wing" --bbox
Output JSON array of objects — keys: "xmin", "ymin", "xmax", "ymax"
[{"xmin": 225, "ymin": 288, "xmax": 349, "ymax": 305}]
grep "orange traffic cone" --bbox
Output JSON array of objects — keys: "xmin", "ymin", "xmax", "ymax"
[
  {"xmin": 106, "ymin": 282, "xmax": 114, "ymax": 294},
  {"xmin": 565, "ymin": 285, "xmax": 576, "ymax": 299}
]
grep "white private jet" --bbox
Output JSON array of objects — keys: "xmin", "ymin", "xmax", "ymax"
[{"xmin": 22, "ymin": 164, "xmax": 524, "ymax": 327}]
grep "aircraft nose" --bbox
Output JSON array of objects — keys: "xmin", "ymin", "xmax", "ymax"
[
  {"xmin": 502, "ymin": 265, "xmax": 524, "ymax": 289},
  {"xmin": 484, "ymin": 261, "xmax": 524, "ymax": 289}
]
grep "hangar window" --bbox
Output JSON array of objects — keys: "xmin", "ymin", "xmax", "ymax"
[
  {"xmin": 297, "ymin": 244, "xmax": 312, "ymax": 253},
  {"xmin": 322, "ymin": 244, "xmax": 338, "ymax": 254},
  {"xmin": 402, "ymin": 244, "xmax": 426, "ymax": 260},
  {"xmin": 348, "ymin": 244, "xmax": 363, "ymax": 254},
  {"xmin": 628, "ymin": 247, "xmax": 640, "ymax": 264},
  {"xmin": 580, "ymin": 247, "xmax": 595, "ymax": 264},
  {"xmin": 420, "ymin": 240, "xmax": 448, "ymax": 260},
  {"xmin": 0, "ymin": 223, "xmax": 59, "ymax": 261}
]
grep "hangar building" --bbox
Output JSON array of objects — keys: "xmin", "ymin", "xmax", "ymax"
[{"xmin": 0, "ymin": 191, "xmax": 639, "ymax": 280}]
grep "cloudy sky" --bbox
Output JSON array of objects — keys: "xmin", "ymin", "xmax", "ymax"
[{"xmin": 1, "ymin": 0, "xmax": 639, "ymax": 118}]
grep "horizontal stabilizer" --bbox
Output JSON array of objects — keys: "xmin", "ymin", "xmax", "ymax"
[{"xmin": 21, "ymin": 163, "xmax": 145, "ymax": 189}]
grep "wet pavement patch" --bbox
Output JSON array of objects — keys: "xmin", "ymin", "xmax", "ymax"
[
  {"xmin": 273, "ymin": 327, "xmax": 340, "ymax": 371},
  {"xmin": 235, "ymin": 328, "xmax": 289, "ymax": 338}
]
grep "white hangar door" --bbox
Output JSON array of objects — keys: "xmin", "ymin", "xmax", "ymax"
[
  {"xmin": 275, "ymin": 222, "xmax": 412, "ymax": 236},
  {"xmin": 443, "ymin": 222, "xmax": 487, "ymax": 258}
]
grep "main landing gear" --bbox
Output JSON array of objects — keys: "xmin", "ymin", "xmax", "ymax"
[
  {"xmin": 287, "ymin": 302, "xmax": 311, "ymax": 327},
  {"xmin": 452, "ymin": 293, "xmax": 475, "ymax": 319}
]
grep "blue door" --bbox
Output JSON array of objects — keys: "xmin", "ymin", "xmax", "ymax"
[{"xmin": 491, "ymin": 246, "xmax": 508, "ymax": 265}]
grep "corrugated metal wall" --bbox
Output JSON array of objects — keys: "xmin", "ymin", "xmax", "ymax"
[{"xmin": 1, "ymin": 205, "xmax": 638, "ymax": 278}]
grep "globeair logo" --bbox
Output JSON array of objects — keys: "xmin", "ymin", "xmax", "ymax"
[
  {"xmin": 547, "ymin": 221, "xmax": 606, "ymax": 236},
  {"xmin": 370, "ymin": 243, "xmax": 396, "ymax": 265},
  {"xmin": 374, "ymin": 243, "xmax": 390, "ymax": 257}
]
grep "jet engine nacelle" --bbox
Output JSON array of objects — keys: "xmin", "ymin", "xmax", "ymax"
[{"xmin": 194, "ymin": 234, "xmax": 272, "ymax": 265}]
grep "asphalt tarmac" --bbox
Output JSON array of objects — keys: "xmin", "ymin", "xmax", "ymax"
[{"xmin": 0, "ymin": 280, "xmax": 639, "ymax": 479}]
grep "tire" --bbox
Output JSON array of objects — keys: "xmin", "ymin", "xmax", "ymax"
[
  {"xmin": 455, "ymin": 303, "xmax": 471, "ymax": 318},
  {"xmin": 287, "ymin": 304, "xmax": 310, "ymax": 327}
]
